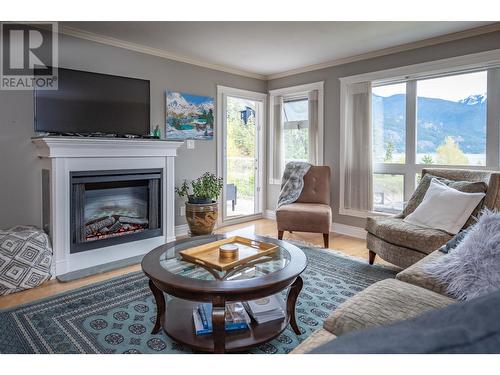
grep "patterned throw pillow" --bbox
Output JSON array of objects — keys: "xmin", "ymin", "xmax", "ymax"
[{"xmin": 401, "ymin": 174, "xmax": 487, "ymax": 229}]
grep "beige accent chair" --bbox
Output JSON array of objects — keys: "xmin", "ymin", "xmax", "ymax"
[
  {"xmin": 366, "ymin": 168, "xmax": 500, "ymax": 269},
  {"xmin": 276, "ymin": 166, "xmax": 332, "ymax": 248}
]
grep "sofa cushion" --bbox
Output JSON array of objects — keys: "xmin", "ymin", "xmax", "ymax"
[
  {"xmin": 276, "ymin": 202, "xmax": 332, "ymax": 233},
  {"xmin": 401, "ymin": 174, "xmax": 487, "ymax": 229},
  {"xmin": 290, "ymin": 329, "xmax": 336, "ymax": 354},
  {"xmin": 323, "ymin": 279, "xmax": 455, "ymax": 336},
  {"xmin": 366, "ymin": 216, "xmax": 452, "ymax": 254},
  {"xmin": 396, "ymin": 251, "xmax": 449, "ymax": 295}
]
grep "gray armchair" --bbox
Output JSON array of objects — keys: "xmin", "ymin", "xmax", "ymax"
[{"xmin": 366, "ymin": 168, "xmax": 500, "ymax": 268}]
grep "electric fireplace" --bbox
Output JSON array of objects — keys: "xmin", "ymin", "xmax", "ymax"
[{"xmin": 70, "ymin": 169, "xmax": 162, "ymax": 253}]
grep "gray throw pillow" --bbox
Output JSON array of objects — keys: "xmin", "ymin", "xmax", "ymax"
[
  {"xmin": 424, "ymin": 209, "xmax": 500, "ymax": 300},
  {"xmin": 439, "ymin": 230, "xmax": 467, "ymax": 254},
  {"xmin": 401, "ymin": 174, "xmax": 487, "ymax": 229}
]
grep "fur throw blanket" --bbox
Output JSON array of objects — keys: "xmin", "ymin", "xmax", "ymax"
[
  {"xmin": 277, "ymin": 161, "xmax": 311, "ymax": 208},
  {"xmin": 424, "ymin": 209, "xmax": 500, "ymax": 300}
]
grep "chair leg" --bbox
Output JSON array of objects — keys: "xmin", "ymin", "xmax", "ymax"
[
  {"xmin": 368, "ymin": 250, "xmax": 376, "ymax": 265},
  {"xmin": 323, "ymin": 233, "xmax": 329, "ymax": 248},
  {"xmin": 278, "ymin": 230, "xmax": 284, "ymax": 240}
]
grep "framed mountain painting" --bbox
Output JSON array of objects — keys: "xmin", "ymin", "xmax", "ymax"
[{"xmin": 166, "ymin": 91, "xmax": 215, "ymax": 140}]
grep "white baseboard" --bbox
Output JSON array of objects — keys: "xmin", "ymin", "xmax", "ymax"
[
  {"xmin": 175, "ymin": 224, "xmax": 189, "ymax": 238},
  {"xmin": 331, "ymin": 222, "xmax": 367, "ymax": 240},
  {"xmin": 264, "ymin": 209, "xmax": 276, "ymax": 220},
  {"xmin": 263, "ymin": 209, "xmax": 366, "ymax": 240}
]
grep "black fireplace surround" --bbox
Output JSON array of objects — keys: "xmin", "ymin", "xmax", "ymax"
[{"xmin": 70, "ymin": 169, "xmax": 162, "ymax": 253}]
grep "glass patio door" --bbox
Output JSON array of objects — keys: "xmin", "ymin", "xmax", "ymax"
[{"xmin": 220, "ymin": 90, "xmax": 265, "ymax": 223}]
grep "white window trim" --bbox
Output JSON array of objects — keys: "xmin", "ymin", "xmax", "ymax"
[
  {"xmin": 216, "ymin": 85, "xmax": 267, "ymax": 225},
  {"xmin": 339, "ymin": 48, "xmax": 500, "ymax": 218},
  {"xmin": 268, "ymin": 81, "xmax": 324, "ymax": 184}
]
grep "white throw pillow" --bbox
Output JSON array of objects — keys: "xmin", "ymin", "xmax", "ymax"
[{"xmin": 404, "ymin": 178, "xmax": 485, "ymax": 234}]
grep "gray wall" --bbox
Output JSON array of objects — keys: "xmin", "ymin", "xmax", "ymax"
[
  {"xmin": 267, "ymin": 31, "xmax": 500, "ymax": 229},
  {"xmin": 0, "ymin": 32, "xmax": 266, "ymax": 229}
]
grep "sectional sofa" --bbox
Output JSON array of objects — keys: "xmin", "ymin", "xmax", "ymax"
[{"xmin": 292, "ymin": 249, "xmax": 457, "ymax": 353}]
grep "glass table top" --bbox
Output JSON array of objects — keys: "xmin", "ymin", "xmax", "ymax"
[{"xmin": 159, "ymin": 236, "xmax": 291, "ymax": 281}]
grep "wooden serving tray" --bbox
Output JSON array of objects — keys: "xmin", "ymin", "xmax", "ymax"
[{"xmin": 179, "ymin": 236, "xmax": 279, "ymax": 272}]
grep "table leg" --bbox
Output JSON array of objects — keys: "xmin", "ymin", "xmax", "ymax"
[
  {"xmin": 149, "ymin": 279, "xmax": 166, "ymax": 334},
  {"xmin": 212, "ymin": 297, "xmax": 226, "ymax": 354},
  {"xmin": 287, "ymin": 276, "xmax": 303, "ymax": 335}
]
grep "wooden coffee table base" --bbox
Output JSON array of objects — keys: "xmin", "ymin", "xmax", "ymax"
[
  {"xmin": 148, "ymin": 276, "xmax": 304, "ymax": 353},
  {"xmin": 163, "ymin": 298, "xmax": 290, "ymax": 353}
]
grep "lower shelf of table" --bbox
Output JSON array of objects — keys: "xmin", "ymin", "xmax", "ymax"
[{"xmin": 162, "ymin": 297, "xmax": 290, "ymax": 353}]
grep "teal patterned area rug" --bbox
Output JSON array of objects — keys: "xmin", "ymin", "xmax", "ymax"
[{"xmin": 0, "ymin": 245, "xmax": 397, "ymax": 354}]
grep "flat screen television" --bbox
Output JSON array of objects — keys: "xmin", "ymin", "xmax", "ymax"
[{"xmin": 34, "ymin": 68, "xmax": 150, "ymax": 136}]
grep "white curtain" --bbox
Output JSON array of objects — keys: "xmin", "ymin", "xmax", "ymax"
[
  {"xmin": 273, "ymin": 96, "xmax": 284, "ymax": 181},
  {"xmin": 343, "ymin": 82, "xmax": 373, "ymax": 211},
  {"xmin": 308, "ymin": 90, "xmax": 319, "ymax": 165}
]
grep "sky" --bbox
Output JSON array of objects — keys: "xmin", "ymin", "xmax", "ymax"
[
  {"xmin": 169, "ymin": 91, "xmax": 214, "ymax": 105},
  {"xmin": 283, "ymin": 99, "xmax": 308, "ymax": 121},
  {"xmin": 373, "ymin": 71, "xmax": 487, "ymax": 102}
]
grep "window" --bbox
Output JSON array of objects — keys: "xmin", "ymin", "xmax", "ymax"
[
  {"xmin": 283, "ymin": 98, "xmax": 309, "ymax": 164},
  {"xmin": 340, "ymin": 51, "xmax": 500, "ymax": 218},
  {"xmin": 268, "ymin": 82, "xmax": 324, "ymax": 184},
  {"xmin": 372, "ymin": 83, "xmax": 406, "ymax": 164},
  {"xmin": 373, "ymin": 174, "xmax": 405, "ymax": 213},
  {"xmin": 368, "ymin": 68, "xmax": 498, "ymax": 214},
  {"xmin": 416, "ymin": 71, "xmax": 487, "ymax": 166}
]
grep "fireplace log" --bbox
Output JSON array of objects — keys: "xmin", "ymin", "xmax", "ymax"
[
  {"xmin": 107, "ymin": 221, "xmax": 122, "ymax": 233},
  {"xmin": 84, "ymin": 216, "xmax": 116, "ymax": 236},
  {"xmin": 118, "ymin": 216, "xmax": 149, "ymax": 225}
]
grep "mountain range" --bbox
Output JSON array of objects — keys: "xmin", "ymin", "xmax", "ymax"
[
  {"xmin": 373, "ymin": 94, "xmax": 487, "ymax": 154},
  {"xmin": 167, "ymin": 92, "xmax": 213, "ymax": 118}
]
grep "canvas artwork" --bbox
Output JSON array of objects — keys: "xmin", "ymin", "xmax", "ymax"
[{"xmin": 166, "ymin": 91, "xmax": 215, "ymax": 140}]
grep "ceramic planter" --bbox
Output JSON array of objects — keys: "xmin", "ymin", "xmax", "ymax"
[{"xmin": 185, "ymin": 201, "xmax": 218, "ymax": 236}]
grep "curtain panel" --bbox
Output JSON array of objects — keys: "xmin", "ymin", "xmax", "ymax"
[
  {"xmin": 308, "ymin": 90, "xmax": 319, "ymax": 165},
  {"xmin": 343, "ymin": 82, "xmax": 373, "ymax": 212},
  {"xmin": 272, "ymin": 96, "xmax": 284, "ymax": 181}
]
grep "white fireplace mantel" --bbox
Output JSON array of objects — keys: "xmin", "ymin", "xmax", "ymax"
[
  {"xmin": 32, "ymin": 137, "xmax": 183, "ymax": 278},
  {"xmin": 32, "ymin": 136, "xmax": 182, "ymax": 158}
]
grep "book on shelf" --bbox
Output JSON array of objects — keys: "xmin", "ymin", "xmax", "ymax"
[
  {"xmin": 192, "ymin": 302, "xmax": 251, "ymax": 336},
  {"xmin": 243, "ymin": 295, "xmax": 285, "ymax": 324}
]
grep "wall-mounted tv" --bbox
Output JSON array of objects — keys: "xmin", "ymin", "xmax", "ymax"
[{"xmin": 34, "ymin": 68, "xmax": 150, "ymax": 136}]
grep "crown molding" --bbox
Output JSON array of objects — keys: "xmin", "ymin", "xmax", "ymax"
[
  {"xmin": 57, "ymin": 25, "xmax": 267, "ymax": 80},
  {"xmin": 266, "ymin": 22, "xmax": 500, "ymax": 80},
  {"xmin": 54, "ymin": 23, "xmax": 500, "ymax": 82}
]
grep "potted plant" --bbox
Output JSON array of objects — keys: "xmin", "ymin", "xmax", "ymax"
[{"xmin": 176, "ymin": 172, "xmax": 223, "ymax": 236}]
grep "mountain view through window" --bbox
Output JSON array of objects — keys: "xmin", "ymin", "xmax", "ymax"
[
  {"xmin": 371, "ymin": 71, "xmax": 487, "ymax": 213},
  {"xmin": 373, "ymin": 71, "xmax": 487, "ymax": 166}
]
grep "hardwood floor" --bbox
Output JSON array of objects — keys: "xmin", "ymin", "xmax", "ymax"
[{"xmin": 0, "ymin": 218, "xmax": 384, "ymax": 309}]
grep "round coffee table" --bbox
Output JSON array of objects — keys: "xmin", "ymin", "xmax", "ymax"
[{"xmin": 141, "ymin": 234, "xmax": 307, "ymax": 353}]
